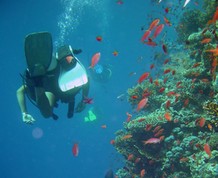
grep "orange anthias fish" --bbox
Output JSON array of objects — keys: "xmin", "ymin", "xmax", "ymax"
[
  {"xmin": 196, "ymin": 118, "xmax": 206, "ymax": 127},
  {"xmin": 101, "ymin": 125, "xmax": 107, "ymax": 129},
  {"xmin": 122, "ymin": 134, "xmax": 133, "ymax": 140},
  {"xmin": 126, "ymin": 112, "xmax": 132, "ymax": 122},
  {"xmin": 204, "ymin": 143, "xmax": 211, "ymax": 157},
  {"xmin": 72, "ymin": 143, "xmax": 79, "ymax": 157},
  {"xmin": 153, "ymin": 24, "xmax": 164, "ymax": 39},
  {"xmin": 96, "ymin": 36, "xmax": 102, "ymax": 42},
  {"xmin": 208, "ymin": 7, "xmax": 218, "ymax": 24},
  {"xmin": 140, "ymin": 169, "xmax": 146, "ymax": 177},
  {"xmin": 164, "ymin": 112, "xmax": 171, "ymax": 121},
  {"xmin": 143, "ymin": 138, "xmax": 161, "ymax": 144},
  {"xmin": 138, "ymin": 72, "xmax": 150, "ymax": 83},
  {"xmin": 183, "ymin": 98, "xmax": 189, "ymax": 107},
  {"xmin": 150, "ymin": 64, "xmax": 155, "ymax": 70},
  {"xmin": 127, "ymin": 154, "xmax": 134, "ymax": 161},
  {"xmin": 165, "ymin": 100, "xmax": 171, "ymax": 109},
  {"xmin": 143, "ymin": 39, "xmax": 157, "ymax": 46},
  {"xmin": 137, "ymin": 98, "xmax": 148, "ymax": 111},
  {"xmin": 89, "ymin": 52, "xmax": 100, "ymax": 68},
  {"xmin": 112, "ymin": 50, "xmax": 119, "ymax": 56},
  {"xmin": 206, "ymin": 47, "xmax": 218, "ymax": 56},
  {"xmin": 201, "ymin": 38, "xmax": 212, "ymax": 44},
  {"xmin": 164, "ymin": 17, "xmax": 172, "ymax": 26},
  {"xmin": 141, "ymin": 30, "xmax": 151, "ymax": 42},
  {"xmin": 148, "ymin": 19, "xmax": 160, "ymax": 31}
]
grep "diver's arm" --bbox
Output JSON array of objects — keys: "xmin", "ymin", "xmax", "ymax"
[
  {"xmin": 16, "ymin": 85, "xmax": 35, "ymax": 124},
  {"xmin": 16, "ymin": 85, "xmax": 28, "ymax": 113}
]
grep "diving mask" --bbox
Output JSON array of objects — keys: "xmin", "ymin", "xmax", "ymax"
[{"xmin": 56, "ymin": 45, "xmax": 77, "ymax": 70}]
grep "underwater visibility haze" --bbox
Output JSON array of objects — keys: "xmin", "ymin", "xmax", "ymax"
[{"xmin": 1, "ymin": 0, "xmax": 218, "ymax": 177}]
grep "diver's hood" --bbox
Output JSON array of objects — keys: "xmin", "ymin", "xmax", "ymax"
[{"xmin": 56, "ymin": 45, "xmax": 74, "ymax": 62}]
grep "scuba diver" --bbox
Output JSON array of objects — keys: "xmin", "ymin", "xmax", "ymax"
[
  {"xmin": 89, "ymin": 63, "xmax": 112, "ymax": 83},
  {"xmin": 16, "ymin": 32, "xmax": 90, "ymax": 124}
]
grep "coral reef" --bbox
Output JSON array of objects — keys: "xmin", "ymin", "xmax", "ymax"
[
  {"xmin": 112, "ymin": 1, "xmax": 218, "ymax": 178},
  {"xmin": 176, "ymin": 0, "xmax": 218, "ymax": 43}
]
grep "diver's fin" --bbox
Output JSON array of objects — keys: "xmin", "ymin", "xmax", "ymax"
[{"xmin": 24, "ymin": 31, "xmax": 53, "ymax": 77}]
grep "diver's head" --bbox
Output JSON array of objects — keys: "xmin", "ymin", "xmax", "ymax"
[{"xmin": 56, "ymin": 45, "xmax": 77, "ymax": 70}]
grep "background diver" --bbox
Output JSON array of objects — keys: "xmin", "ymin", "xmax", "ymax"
[
  {"xmin": 16, "ymin": 32, "xmax": 90, "ymax": 124},
  {"xmin": 89, "ymin": 63, "xmax": 112, "ymax": 83}
]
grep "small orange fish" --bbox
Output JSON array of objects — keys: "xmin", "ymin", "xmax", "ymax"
[
  {"xmin": 207, "ymin": 124, "xmax": 213, "ymax": 131},
  {"xmin": 154, "ymin": 129, "xmax": 164, "ymax": 137},
  {"xmin": 140, "ymin": 169, "xmax": 146, "ymax": 178},
  {"xmin": 138, "ymin": 72, "xmax": 150, "ymax": 83},
  {"xmin": 164, "ymin": 112, "xmax": 171, "ymax": 121},
  {"xmin": 72, "ymin": 143, "xmax": 79, "ymax": 157},
  {"xmin": 126, "ymin": 112, "xmax": 132, "ymax": 122},
  {"xmin": 183, "ymin": 98, "xmax": 189, "ymax": 107},
  {"xmin": 180, "ymin": 157, "xmax": 189, "ymax": 162},
  {"xmin": 122, "ymin": 134, "xmax": 133, "ymax": 140},
  {"xmin": 138, "ymin": 118, "xmax": 145, "ymax": 122},
  {"xmin": 131, "ymin": 95, "xmax": 138, "ymax": 99},
  {"xmin": 96, "ymin": 36, "xmax": 102, "ymax": 42},
  {"xmin": 136, "ymin": 98, "xmax": 148, "ymax": 111},
  {"xmin": 165, "ymin": 100, "xmax": 171, "ymax": 109},
  {"xmin": 101, "ymin": 125, "xmax": 107, "ymax": 129},
  {"xmin": 145, "ymin": 124, "xmax": 152, "ymax": 131},
  {"xmin": 201, "ymin": 38, "xmax": 211, "ymax": 44},
  {"xmin": 110, "ymin": 140, "xmax": 115, "ymax": 144},
  {"xmin": 137, "ymin": 98, "xmax": 148, "ymax": 111},
  {"xmin": 167, "ymin": 91, "xmax": 176, "ymax": 96},
  {"xmin": 163, "ymin": 16, "xmax": 172, "ymax": 26},
  {"xmin": 192, "ymin": 62, "xmax": 201, "ymax": 68},
  {"xmin": 127, "ymin": 154, "xmax": 134, "ymax": 161},
  {"xmin": 141, "ymin": 30, "xmax": 151, "ymax": 42},
  {"xmin": 206, "ymin": 47, "xmax": 218, "ymax": 56},
  {"xmin": 89, "ymin": 52, "xmax": 100, "ymax": 68},
  {"xmin": 165, "ymin": 7, "xmax": 169, "ymax": 13},
  {"xmin": 112, "ymin": 50, "xmax": 119, "ymax": 56},
  {"xmin": 204, "ymin": 143, "xmax": 211, "ymax": 157},
  {"xmin": 150, "ymin": 64, "xmax": 155, "ymax": 70},
  {"xmin": 164, "ymin": 59, "xmax": 169, "ymax": 65},
  {"xmin": 154, "ymin": 79, "xmax": 159, "ymax": 86},
  {"xmin": 159, "ymin": 87, "xmax": 165, "ymax": 93},
  {"xmin": 172, "ymin": 70, "xmax": 176, "ymax": 75},
  {"xmin": 176, "ymin": 81, "xmax": 182, "ymax": 87},
  {"xmin": 208, "ymin": 7, "xmax": 218, "ymax": 24},
  {"xmin": 135, "ymin": 157, "xmax": 141, "ymax": 163},
  {"xmin": 164, "ymin": 69, "xmax": 171, "ymax": 74},
  {"xmin": 153, "ymin": 125, "xmax": 161, "ymax": 133},
  {"xmin": 153, "ymin": 24, "xmax": 164, "ymax": 39},
  {"xmin": 196, "ymin": 118, "xmax": 206, "ymax": 127},
  {"xmin": 143, "ymin": 39, "xmax": 157, "ymax": 46},
  {"xmin": 148, "ymin": 19, "xmax": 160, "ymax": 31},
  {"xmin": 143, "ymin": 138, "xmax": 161, "ymax": 144}
]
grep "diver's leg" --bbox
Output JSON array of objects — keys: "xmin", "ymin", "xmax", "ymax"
[
  {"xmin": 35, "ymin": 87, "xmax": 55, "ymax": 118},
  {"xmin": 68, "ymin": 98, "xmax": 75, "ymax": 118}
]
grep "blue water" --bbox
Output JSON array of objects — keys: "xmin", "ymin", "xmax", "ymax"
[{"xmin": 0, "ymin": 0, "xmax": 198, "ymax": 177}]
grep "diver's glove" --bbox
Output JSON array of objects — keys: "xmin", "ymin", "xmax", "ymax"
[
  {"xmin": 75, "ymin": 101, "xmax": 86, "ymax": 113},
  {"xmin": 22, "ymin": 112, "xmax": 35, "ymax": 124}
]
